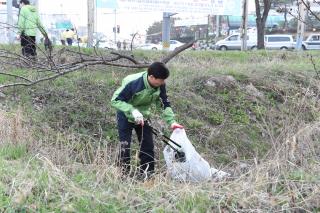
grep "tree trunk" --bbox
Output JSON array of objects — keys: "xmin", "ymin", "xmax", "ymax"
[
  {"xmin": 255, "ymin": 0, "xmax": 271, "ymax": 49},
  {"xmin": 257, "ymin": 23, "xmax": 265, "ymax": 48},
  {"xmin": 284, "ymin": 4, "xmax": 288, "ymax": 31}
]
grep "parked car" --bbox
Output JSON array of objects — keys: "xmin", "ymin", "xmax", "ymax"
[
  {"xmin": 135, "ymin": 43, "xmax": 162, "ymax": 50},
  {"xmin": 135, "ymin": 40, "xmax": 184, "ymax": 51},
  {"xmin": 96, "ymin": 40, "xmax": 116, "ymax": 49},
  {"xmin": 215, "ymin": 33, "xmax": 257, "ymax": 50},
  {"xmin": 169, "ymin": 40, "xmax": 185, "ymax": 51},
  {"xmin": 215, "ymin": 33, "xmax": 294, "ymax": 51},
  {"xmin": 302, "ymin": 34, "xmax": 320, "ymax": 50},
  {"xmin": 264, "ymin": 34, "xmax": 295, "ymax": 50},
  {"xmin": 72, "ymin": 32, "xmax": 116, "ymax": 49},
  {"xmin": 192, "ymin": 40, "xmax": 215, "ymax": 50}
]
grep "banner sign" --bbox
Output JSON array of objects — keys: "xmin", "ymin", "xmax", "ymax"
[
  {"xmin": 96, "ymin": 0, "xmax": 118, "ymax": 8},
  {"xmin": 175, "ymin": 17, "xmax": 208, "ymax": 27},
  {"xmin": 211, "ymin": 0, "xmax": 241, "ymax": 15},
  {"xmin": 117, "ymin": 0, "xmax": 212, "ymax": 13},
  {"xmin": 97, "ymin": 0, "xmax": 242, "ymax": 15}
]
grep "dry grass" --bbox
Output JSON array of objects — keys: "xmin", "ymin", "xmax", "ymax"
[
  {"xmin": 0, "ymin": 109, "xmax": 30, "ymax": 144},
  {"xmin": 0, "ymin": 108, "xmax": 319, "ymax": 212},
  {"xmin": 1, "ymin": 50, "xmax": 320, "ymax": 211}
]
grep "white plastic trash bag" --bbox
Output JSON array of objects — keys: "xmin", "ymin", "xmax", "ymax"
[{"xmin": 163, "ymin": 128, "xmax": 230, "ymax": 182}]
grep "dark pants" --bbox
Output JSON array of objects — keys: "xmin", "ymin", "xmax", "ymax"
[
  {"xmin": 66, "ymin": 38, "xmax": 73, "ymax": 46},
  {"xmin": 117, "ymin": 111, "xmax": 154, "ymax": 175},
  {"xmin": 21, "ymin": 34, "xmax": 36, "ymax": 58}
]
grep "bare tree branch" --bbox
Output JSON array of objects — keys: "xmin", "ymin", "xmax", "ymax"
[
  {"xmin": 301, "ymin": 0, "xmax": 320, "ymax": 22},
  {"xmin": 161, "ymin": 41, "xmax": 194, "ymax": 64},
  {"xmin": 308, "ymin": 54, "xmax": 320, "ymax": 79},
  {"xmin": 130, "ymin": 32, "xmax": 139, "ymax": 51},
  {"xmin": 282, "ymin": 0, "xmax": 320, "ymax": 29},
  {"xmin": 0, "ymin": 38, "xmax": 194, "ymax": 89},
  {"xmin": 110, "ymin": 52, "xmax": 140, "ymax": 64},
  {"xmin": 0, "ymin": 72, "xmax": 32, "ymax": 82}
]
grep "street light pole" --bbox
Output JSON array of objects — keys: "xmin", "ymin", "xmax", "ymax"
[
  {"xmin": 296, "ymin": 0, "xmax": 306, "ymax": 50},
  {"xmin": 6, "ymin": 0, "xmax": 14, "ymax": 44},
  {"xmin": 162, "ymin": 12, "xmax": 170, "ymax": 51},
  {"xmin": 215, "ymin": 15, "xmax": 220, "ymax": 43},
  {"xmin": 34, "ymin": 0, "xmax": 41, "ymax": 43},
  {"xmin": 87, "ymin": 0, "xmax": 96, "ymax": 48},
  {"xmin": 162, "ymin": 12, "xmax": 177, "ymax": 51},
  {"xmin": 241, "ymin": 0, "xmax": 248, "ymax": 51},
  {"xmin": 114, "ymin": 9, "xmax": 117, "ymax": 45}
]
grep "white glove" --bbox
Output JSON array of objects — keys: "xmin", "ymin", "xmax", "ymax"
[{"xmin": 132, "ymin": 109, "xmax": 144, "ymax": 126}]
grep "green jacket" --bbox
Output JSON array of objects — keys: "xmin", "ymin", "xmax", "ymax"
[
  {"xmin": 18, "ymin": 5, "xmax": 46, "ymax": 36},
  {"xmin": 111, "ymin": 71, "xmax": 176, "ymax": 125}
]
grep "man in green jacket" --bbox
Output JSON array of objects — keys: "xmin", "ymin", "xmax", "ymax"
[
  {"xmin": 111, "ymin": 62, "xmax": 183, "ymax": 178},
  {"xmin": 17, "ymin": 0, "xmax": 47, "ymax": 58}
]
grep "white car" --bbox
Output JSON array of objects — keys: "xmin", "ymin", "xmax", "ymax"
[
  {"xmin": 169, "ymin": 40, "xmax": 185, "ymax": 51},
  {"xmin": 95, "ymin": 40, "xmax": 116, "ymax": 49},
  {"xmin": 136, "ymin": 43, "xmax": 162, "ymax": 50},
  {"xmin": 302, "ymin": 34, "xmax": 320, "ymax": 50},
  {"xmin": 135, "ymin": 40, "xmax": 185, "ymax": 51}
]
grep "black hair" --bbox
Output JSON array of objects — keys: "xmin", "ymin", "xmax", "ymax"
[
  {"xmin": 147, "ymin": 62, "xmax": 169, "ymax": 79},
  {"xmin": 20, "ymin": 0, "xmax": 30, "ymax": 5}
]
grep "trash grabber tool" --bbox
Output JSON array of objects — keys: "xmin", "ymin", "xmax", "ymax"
[{"xmin": 146, "ymin": 124, "xmax": 186, "ymax": 162}]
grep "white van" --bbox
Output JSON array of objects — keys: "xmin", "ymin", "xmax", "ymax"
[
  {"xmin": 215, "ymin": 33, "xmax": 257, "ymax": 50},
  {"xmin": 264, "ymin": 34, "xmax": 295, "ymax": 50},
  {"xmin": 215, "ymin": 34, "xmax": 295, "ymax": 50}
]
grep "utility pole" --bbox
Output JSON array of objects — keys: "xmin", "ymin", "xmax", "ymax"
[
  {"xmin": 34, "ymin": 0, "xmax": 40, "ymax": 43},
  {"xmin": 206, "ymin": 14, "xmax": 210, "ymax": 39},
  {"xmin": 87, "ymin": 0, "xmax": 96, "ymax": 48},
  {"xmin": 6, "ymin": 0, "xmax": 14, "ymax": 44},
  {"xmin": 162, "ymin": 12, "xmax": 177, "ymax": 51},
  {"xmin": 241, "ymin": 0, "xmax": 248, "ymax": 51},
  {"xmin": 215, "ymin": 15, "xmax": 220, "ymax": 43},
  {"xmin": 162, "ymin": 12, "xmax": 171, "ymax": 51},
  {"xmin": 296, "ymin": 0, "xmax": 306, "ymax": 50},
  {"xmin": 114, "ymin": 9, "xmax": 117, "ymax": 45}
]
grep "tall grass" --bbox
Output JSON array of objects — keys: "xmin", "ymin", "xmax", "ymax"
[
  {"xmin": 0, "ymin": 109, "xmax": 319, "ymax": 212},
  {"xmin": 0, "ymin": 50, "xmax": 320, "ymax": 211}
]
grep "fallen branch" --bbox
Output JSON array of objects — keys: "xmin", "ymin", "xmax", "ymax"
[
  {"xmin": 0, "ymin": 40, "xmax": 194, "ymax": 89},
  {"xmin": 161, "ymin": 41, "xmax": 194, "ymax": 64}
]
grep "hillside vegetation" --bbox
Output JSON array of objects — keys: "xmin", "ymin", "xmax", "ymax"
[{"xmin": 0, "ymin": 49, "xmax": 319, "ymax": 212}]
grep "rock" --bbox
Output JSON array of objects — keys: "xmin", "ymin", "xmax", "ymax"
[
  {"xmin": 0, "ymin": 92, "xmax": 6, "ymax": 99},
  {"xmin": 12, "ymin": 181, "xmax": 34, "ymax": 205},
  {"xmin": 239, "ymin": 162, "xmax": 250, "ymax": 172},
  {"xmin": 244, "ymin": 83, "xmax": 264, "ymax": 100},
  {"xmin": 205, "ymin": 75, "xmax": 237, "ymax": 90}
]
